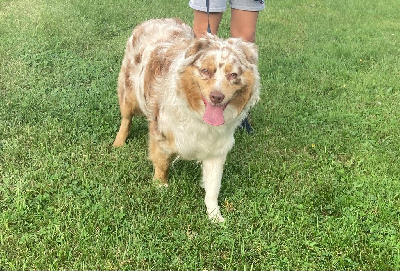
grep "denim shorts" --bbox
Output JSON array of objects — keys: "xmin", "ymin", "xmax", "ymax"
[{"xmin": 189, "ymin": 0, "xmax": 265, "ymax": 12}]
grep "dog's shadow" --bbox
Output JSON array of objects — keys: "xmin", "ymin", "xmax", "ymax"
[
  {"xmin": 123, "ymin": 116, "xmax": 149, "ymax": 144},
  {"xmin": 225, "ymin": 129, "xmax": 259, "ymax": 181},
  {"xmin": 111, "ymin": 119, "xmax": 256, "ymax": 189}
]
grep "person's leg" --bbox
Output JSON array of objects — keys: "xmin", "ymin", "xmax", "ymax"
[
  {"xmin": 190, "ymin": 0, "xmax": 226, "ymax": 37},
  {"xmin": 230, "ymin": 8, "xmax": 260, "ymax": 133},
  {"xmin": 193, "ymin": 10, "xmax": 223, "ymax": 38},
  {"xmin": 230, "ymin": 8, "xmax": 259, "ymax": 42}
]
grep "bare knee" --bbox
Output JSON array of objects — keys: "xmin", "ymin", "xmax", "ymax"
[
  {"xmin": 230, "ymin": 9, "xmax": 259, "ymax": 43},
  {"xmin": 193, "ymin": 10, "xmax": 223, "ymax": 37},
  {"xmin": 230, "ymin": 29, "xmax": 256, "ymax": 43}
]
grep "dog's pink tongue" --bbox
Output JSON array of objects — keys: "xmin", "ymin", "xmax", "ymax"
[{"xmin": 203, "ymin": 100, "xmax": 226, "ymax": 126}]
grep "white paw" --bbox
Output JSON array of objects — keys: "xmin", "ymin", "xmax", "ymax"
[
  {"xmin": 199, "ymin": 179, "xmax": 205, "ymax": 189},
  {"xmin": 153, "ymin": 179, "xmax": 169, "ymax": 188},
  {"xmin": 157, "ymin": 182, "xmax": 169, "ymax": 188},
  {"xmin": 208, "ymin": 208, "xmax": 225, "ymax": 223}
]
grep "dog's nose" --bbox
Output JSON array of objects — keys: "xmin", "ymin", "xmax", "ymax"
[{"xmin": 209, "ymin": 91, "xmax": 225, "ymax": 104}]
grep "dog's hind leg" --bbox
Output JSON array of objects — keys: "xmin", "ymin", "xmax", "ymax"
[
  {"xmin": 113, "ymin": 116, "xmax": 132, "ymax": 147},
  {"xmin": 113, "ymin": 69, "xmax": 141, "ymax": 147}
]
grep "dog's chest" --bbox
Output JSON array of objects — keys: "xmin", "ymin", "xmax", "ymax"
[
  {"xmin": 175, "ymin": 129, "xmax": 234, "ymax": 161},
  {"xmin": 158, "ymin": 108, "xmax": 235, "ymax": 161}
]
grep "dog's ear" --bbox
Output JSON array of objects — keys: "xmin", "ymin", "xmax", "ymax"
[
  {"xmin": 240, "ymin": 42, "xmax": 258, "ymax": 65},
  {"xmin": 185, "ymin": 35, "xmax": 213, "ymax": 59},
  {"xmin": 228, "ymin": 38, "xmax": 258, "ymax": 66}
]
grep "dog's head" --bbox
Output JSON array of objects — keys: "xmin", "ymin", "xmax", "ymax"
[{"xmin": 178, "ymin": 34, "xmax": 260, "ymax": 126}]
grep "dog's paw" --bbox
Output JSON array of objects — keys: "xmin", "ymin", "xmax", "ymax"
[
  {"xmin": 208, "ymin": 208, "xmax": 225, "ymax": 223},
  {"xmin": 199, "ymin": 179, "xmax": 205, "ymax": 189},
  {"xmin": 157, "ymin": 182, "xmax": 169, "ymax": 188},
  {"xmin": 153, "ymin": 179, "xmax": 169, "ymax": 188}
]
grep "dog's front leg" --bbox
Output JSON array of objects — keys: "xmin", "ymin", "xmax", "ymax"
[
  {"xmin": 202, "ymin": 156, "xmax": 227, "ymax": 223},
  {"xmin": 149, "ymin": 122, "xmax": 172, "ymax": 187}
]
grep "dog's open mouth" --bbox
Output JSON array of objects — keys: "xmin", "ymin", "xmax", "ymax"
[{"xmin": 202, "ymin": 98, "xmax": 228, "ymax": 126}]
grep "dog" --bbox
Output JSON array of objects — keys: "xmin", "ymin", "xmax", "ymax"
[{"xmin": 113, "ymin": 18, "xmax": 260, "ymax": 222}]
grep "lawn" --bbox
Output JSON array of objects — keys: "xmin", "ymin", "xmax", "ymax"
[{"xmin": 1, "ymin": 0, "xmax": 400, "ymax": 269}]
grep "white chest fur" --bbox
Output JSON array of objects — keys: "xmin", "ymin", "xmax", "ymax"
[{"xmin": 158, "ymin": 101, "xmax": 236, "ymax": 161}]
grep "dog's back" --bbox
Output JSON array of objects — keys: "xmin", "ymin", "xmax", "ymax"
[
  {"xmin": 116, "ymin": 19, "xmax": 194, "ymax": 118},
  {"xmin": 129, "ymin": 18, "xmax": 194, "ymax": 48}
]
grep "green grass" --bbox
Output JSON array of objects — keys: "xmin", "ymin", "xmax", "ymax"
[{"xmin": 1, "ymin": 0, "xmax": 400, "ymax": 269}]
